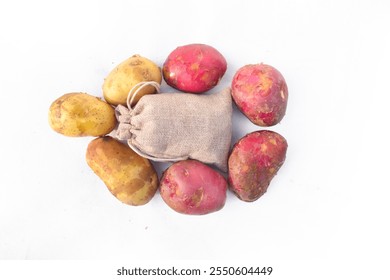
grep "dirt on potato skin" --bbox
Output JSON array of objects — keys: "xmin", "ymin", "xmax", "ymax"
[{"xmin": 228, "ymin": 130, "xmax": 288, "ymax": 202}]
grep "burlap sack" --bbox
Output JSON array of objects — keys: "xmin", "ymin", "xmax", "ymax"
[{"xmin": 114, "ymin": 82, "xmax": 232, "ymax": 172}]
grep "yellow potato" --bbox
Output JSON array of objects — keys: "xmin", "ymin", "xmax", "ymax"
[
  {"xmin": 86, "ymin": 136, "xmax": 158, "ymax": 206},
  {"xmin": 103, "ymin": 54, "xmax": 162, "ymax": 106},
  {"xmin": 48, "ymin": 93, "xmax": 117, "ymax": 137}
]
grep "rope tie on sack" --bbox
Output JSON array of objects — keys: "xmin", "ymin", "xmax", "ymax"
[{"xmin": 126, "ymin": 81, "xmax": 161, "ymax": 109}]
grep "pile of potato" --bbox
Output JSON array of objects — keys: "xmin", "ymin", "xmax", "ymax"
[{"xmin": 48, "ymin": 44, "xmax": 288, "ymax": 215}]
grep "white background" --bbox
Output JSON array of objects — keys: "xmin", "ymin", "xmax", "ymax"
[{"xmin": 1, "ymin": 0, "xmax": 390, "ymax": 277}]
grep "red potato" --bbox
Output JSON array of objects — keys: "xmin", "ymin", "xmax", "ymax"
[
  {"xmin": 231, "ymin": 63, "xmax": 288, "ymax": 126},
  {"xmin": 163, "ymin": 44, "xmax": 227, "ymax": 93},
  {"xmin": 160, "ymin": 160, "xmax": 227, "ymax": 215},
  {"xmin": 228, "ymin": 130, "xmax": 287, "ymax": 202}
]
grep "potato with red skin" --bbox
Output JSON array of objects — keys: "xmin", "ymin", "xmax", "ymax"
[
  {"xmin": 228, "ymin": 130, "xmax": 287, "ymax": 202},
  {"xmin": 163, "ymin": 44, "xmax": 227, "ymax": 93},
  {"xmin": 160, "ymin": 160, "xmax": 227, "ymax": 215},
  {"xmin": 231, "ymin": 63, "xmax": 288, "ymax": 126}
]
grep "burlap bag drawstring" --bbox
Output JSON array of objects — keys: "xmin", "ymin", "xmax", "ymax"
[{"xmin": 127, "ymin": 81, "xmax": 161, "ymax": 109}]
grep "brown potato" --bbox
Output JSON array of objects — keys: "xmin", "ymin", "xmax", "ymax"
[
  {"xmin": 103, "ymin": 54, "xmax": 162, "ymax": 106},
  {"xmin": 48, "ymin": 93, "xmax": 116, "ymax": 137},
  {"xmin": 86, "ymin": 136, "xmax": 158, "ymax": 206}
]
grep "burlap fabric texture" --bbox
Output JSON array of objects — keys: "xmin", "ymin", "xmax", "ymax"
[{"xmin": 114, "ymin": 82, "xmax": 232, "ymax": 172}]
